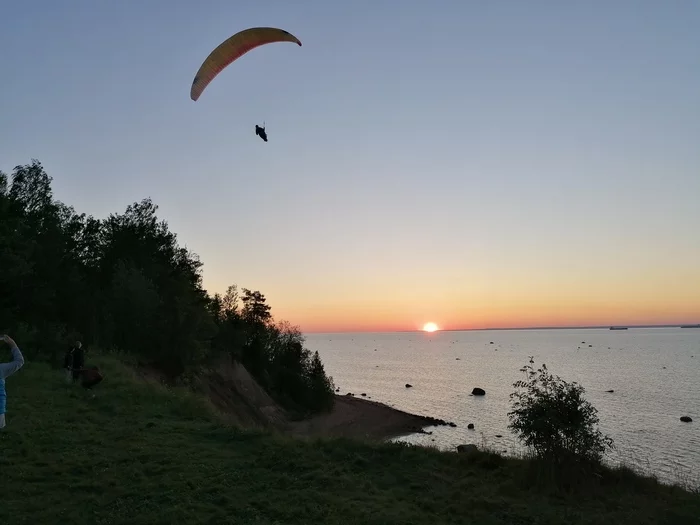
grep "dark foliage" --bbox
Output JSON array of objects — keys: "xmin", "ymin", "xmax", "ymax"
[
  {"xmin": 0, "ymin": 159, "xmax": 335, "ymax": 414},
  {"xmin": 508, "ymin": 361, "xmax": 614, "ymax": 478}
]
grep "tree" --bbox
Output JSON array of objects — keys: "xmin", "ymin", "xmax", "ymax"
[
  {"xmin": 306, "ymin": 350, "xmax": 335, "ymax": 412},
  {"xmin": 1, "ymin": 158, "xmax": 336, "ymax": 415},
  {"xmin": 508, "ymin": 362, "xmax": 614, "ymax": 468},
  {"xmin": 241, "ymin": 288, "xmax": 272, "ymax": 326},
  {"xmin": 8, "ymin": 159, "xmax": 54, "ymax": 217},
  {"xmin": 221, "ymin": 285, "xmax": 240, "ymax": 319},
  {"xmin": 0, "ymin": 160, "xmax": 76, "ymax": 357}
]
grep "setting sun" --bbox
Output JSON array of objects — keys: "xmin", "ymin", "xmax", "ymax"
[{"xmin": 422, "ymin": 322, "xmax": 439, "ymax": 332}]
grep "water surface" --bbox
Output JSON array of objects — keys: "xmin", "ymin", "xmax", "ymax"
[{"xmin": 306, "ymin": 328, "xmax": 700, "ymax": 487}]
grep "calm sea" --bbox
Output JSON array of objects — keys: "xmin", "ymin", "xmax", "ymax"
[{"xmin": 305, "ymin": 328, "xmax": 700, "ymax": 487}]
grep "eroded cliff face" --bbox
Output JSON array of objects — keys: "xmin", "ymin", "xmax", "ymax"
[
  {"xmin": 135, "ymin": 356, "xmax": 448, "ymax": 440},
  {"xmin": 191, "ymin": 357, "xmax": 289, "ymax": 430}
]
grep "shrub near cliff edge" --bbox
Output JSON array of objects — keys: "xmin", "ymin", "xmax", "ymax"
[{"xmin": 508, "ymin": 362, "xmax": 614, "ymax": 477}]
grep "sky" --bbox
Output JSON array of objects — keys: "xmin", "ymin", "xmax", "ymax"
[{"xmin": 1, "ymin": 1, "xmax": 699, "ymax": 333}]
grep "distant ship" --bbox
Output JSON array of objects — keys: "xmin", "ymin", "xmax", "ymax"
[
  {"xmin": 609, "ymin": 326, "xmax": 628, "ymax": 330},
  {"xmin": 680, "ymin": 324, "xmax": 700, "ymax": 329}
]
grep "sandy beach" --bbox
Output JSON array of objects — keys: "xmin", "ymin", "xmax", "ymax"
[{"xmin": 288, "ymin": 394, "xmax": 453, "ymax": 441}]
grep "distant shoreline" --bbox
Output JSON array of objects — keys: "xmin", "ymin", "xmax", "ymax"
[{"xmin": 306, "ymin": 324, "xmax": 699, "ymax": 335}]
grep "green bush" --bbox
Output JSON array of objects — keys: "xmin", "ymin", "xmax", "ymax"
[{"xmin": 507, "ymin": 362, "xmax": 614, "ymax": 468}]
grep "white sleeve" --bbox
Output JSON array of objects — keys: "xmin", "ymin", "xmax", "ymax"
[{"xmin": 0, "ymin": 344, "xmax": 25, "ymax": 379}]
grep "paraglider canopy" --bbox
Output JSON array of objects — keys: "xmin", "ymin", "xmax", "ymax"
[{"xmin": 190, "ymin": 26, "xmax": 302, "ymax": 102}]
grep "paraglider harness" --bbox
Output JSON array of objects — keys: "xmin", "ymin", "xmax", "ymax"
[{"xmin": 255, "ymin": 123, "xmax": 268, "ymax": 142}]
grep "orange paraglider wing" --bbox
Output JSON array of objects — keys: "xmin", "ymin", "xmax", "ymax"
[{"xmin": 190, "ymin": 27, "xmax": 302, "ymax": 101}]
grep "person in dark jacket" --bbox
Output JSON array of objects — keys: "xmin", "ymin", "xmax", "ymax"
[
  {"xmin": 63, "ymin": 344, "xmax": 74, "ymax": 383},
  {"xmin": 71, "ymin": 342, "xmax": 85, "ymax": 382},
  {"xmin": 63, "ymin": 341, "xmax": 85, "ymax": 383}
]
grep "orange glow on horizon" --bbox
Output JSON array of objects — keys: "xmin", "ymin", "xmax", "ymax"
[
  {"xmin": 273, "ymin": 299, "xmax": 700, "ymax": 333},
  {"xmin": 205, "ymin": 259, "xmax": 700, "ymax": 334}
]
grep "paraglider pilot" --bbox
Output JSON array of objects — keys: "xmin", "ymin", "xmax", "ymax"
[{"xmin": 255, "ymin": 124, "xmax": 268, "ymax": 142}]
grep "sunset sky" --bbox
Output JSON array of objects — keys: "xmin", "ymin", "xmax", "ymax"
[{"xmin": 1, "ymin": 1, "xmax": 699, "ymax": 332}]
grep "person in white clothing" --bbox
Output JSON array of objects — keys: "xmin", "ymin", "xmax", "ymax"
[{"xmin": 0, "ymin": 334, "xmax": 25, "ymax": 429}]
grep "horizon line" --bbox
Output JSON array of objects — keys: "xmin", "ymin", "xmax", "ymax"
[{"xmin": 303, "ymin": 323, "xmax": 699, "ymax": 335}]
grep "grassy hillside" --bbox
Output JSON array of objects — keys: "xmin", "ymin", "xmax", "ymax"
[{"xmin": 2, "ymin": 356, "xmax": 699, "ymax": 525}]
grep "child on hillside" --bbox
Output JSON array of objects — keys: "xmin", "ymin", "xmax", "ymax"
[{"xmin": 0, "ymin": 334, "xmax": 25, "ymax": 429}]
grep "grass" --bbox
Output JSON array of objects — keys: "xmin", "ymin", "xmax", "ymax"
[{"xmin": 2, "ymin": 355, "xmax": 699, "ymax": 525}]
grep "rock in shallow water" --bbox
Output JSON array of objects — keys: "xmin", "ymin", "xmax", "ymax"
[{"xmin": 457, "ymin": 444, "xmax": 478, "ymax": 455}]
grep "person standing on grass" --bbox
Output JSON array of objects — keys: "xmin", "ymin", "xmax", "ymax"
[
  {"xmin": 71, "ymin": 341, "xmax": 84, "ymax": 383},
  {"xmin": 63, "ymin": 344, "xmax": 74, "ymax": 383},
  {"xmin": 63, "ymin": 341, "xmax": 84, "ymax": 383},
  {"xmin": 0, "ymin": 334, "xmax": 25, "ymax": 429}
]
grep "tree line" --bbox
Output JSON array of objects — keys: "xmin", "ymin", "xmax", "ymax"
[{"xmin": 0, "ymin": 159, "xmax": 335, "ymax": 415}]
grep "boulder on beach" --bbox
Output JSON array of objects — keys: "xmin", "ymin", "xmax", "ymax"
[
  {"xmin": 606, "ymin": 389, "xmax": 614, "ymax": 393},
  {"xmin": 472, "ymin": 387, "xmax": 486, "ymax": 396},
  {"xmin": 680, "ymin": 416, "xmax": 693, "ymax": 423},
  {"xmin": 467, "ymin": 423, "xmax": 474, "ymax": 430},
  {"xmin": 405, "ymin": 383, "xmax": 413, "ymax": 388}
]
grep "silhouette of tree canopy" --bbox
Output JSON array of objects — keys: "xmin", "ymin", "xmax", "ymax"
[{"xmin": 0, "ymin": 159, "xmax": 335, "ymax": 415}]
